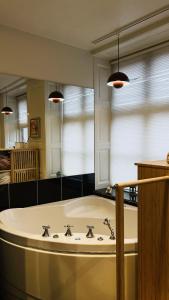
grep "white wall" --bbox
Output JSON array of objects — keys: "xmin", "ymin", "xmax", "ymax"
[
  {"xmin": 27, "ymin": 79, "xmax": 47, "ymax": 179},
  {"xmin": 0, "ymin": 25, "xmax": 93, "ymax": 88}
]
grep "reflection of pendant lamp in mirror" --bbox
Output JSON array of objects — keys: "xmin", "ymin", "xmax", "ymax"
[
  {"xmin": 107, "ymin": 34, "xmax": 129, "ymax": 88},
  {"xmin": 48, "ymin": 90, "xmax": 64, "ymax": 103},
  {"xmin": 1, "ymin": 91, "xmax": 13, "ymax": 115}
]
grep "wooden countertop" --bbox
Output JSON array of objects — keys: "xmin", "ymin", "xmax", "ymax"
[{"xmin": 135, "ymin": 160, "xmax": 169, "ymax": 169}]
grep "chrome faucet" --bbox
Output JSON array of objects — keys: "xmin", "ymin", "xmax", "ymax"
[
  {"xmin": 42, "ymin": 225, "xmax": 50, "ymax": 237},
  {"xmin": 86, "ymin": 225, "xmax": 94, "ymax": 238},
  {"xmin": 64, "ymin": 225, "xmax": 73, "ymax": 236},
  {"xmin": 103, "ymin": 218, "xmax": 115, "ymax": 240},
  {"xmin": 105, "ymin": 185, "xmax": 113, "ymax": 195}
]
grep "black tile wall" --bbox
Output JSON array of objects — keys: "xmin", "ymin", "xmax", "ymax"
[
  {"xmin": 10, "ymin": 181, "xmax": 37, "ymax": 208},
  {"xmin": 62, "ymin": 175, "xmax": 83, "ymax": 200},
  {"xmin": 0, "ymin": 173, "xmax": 95, "ymax": 211},
  {"xmin": 0, "ymin": 184, "xmax": 9, "ymax": 211},
  {"xmin": 82, "ymin": 173, "xmax": 95, "ymax": 196},
  {"xmin": 38, "ymin": 178, "xmax": 61, "ymax": 205}
]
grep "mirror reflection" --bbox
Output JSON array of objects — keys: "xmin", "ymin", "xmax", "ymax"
[{"xmin": 0, "ymin": 74, "xmax": 94, "ymax": 184}]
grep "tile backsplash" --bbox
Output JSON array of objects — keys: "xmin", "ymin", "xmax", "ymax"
[{"xmin": 0, "ymin": 173, "xmax": 95, "ymax": 211}]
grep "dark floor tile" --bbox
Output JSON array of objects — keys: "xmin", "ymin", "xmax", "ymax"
[
  {"xmin": 38, "ymin": 178, "xmax": 61, "ymax": 205},
  {"xmin": 62, "ymin": 175, "xmax": 83, "ymax": 200},
  {"xmin": 0, "ymin": 184, "xmax": 9, "ymax": 211},
  {"xmin": 10, "ymin": 181, "xmax": 37, "ymax": 208},
  {"xmin": 82, "ymin": 173, "xmax": 95, "ymax": 196}
]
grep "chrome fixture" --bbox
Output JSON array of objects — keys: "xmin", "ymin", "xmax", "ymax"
[
  {"xmin": 105, "ymin": 185, "xmax": 113, "ymax": 195},
  {"xmin": 107, "ymin": 34, "xmax": 129, "ymax": 88},
  {"xmin": 86, "ymin": 225, "xmax": 95, "ymax": 238},
  {"xmin": 97, "ymin": 236, "xmax": 104, "ymax": 241},
  {"xmin": 103, "ymin": 218, "xmax": 116, "ymax": 240},
  {"xmin": 53, "ymin": 234, "xmax": 59, "ymax": 238},
  {"xmin": 48, "ymin": 90, "xmax": 64, "ymax": 103},
  {"xmin": 129, "ymin": 186, "xmax": 137, "ymax": 203},
  {"xmin": 64, "ymin": 225, "xmax": 73, "ymax": 236},
  {"xmin": 42, "ymin": 225, "xmax": 50, "ymax": 237}
]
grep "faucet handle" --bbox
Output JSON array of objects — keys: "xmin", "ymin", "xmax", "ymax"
[
  {"xmin": 86, "ymin": 225, "xmax": 94, "ymax": 229},
  {"xmin": 64, "ymin": 225, "xmax": 74, "ymax": 236},
  {"xmin": 64, "ymin": 225, "xmax": 74, "ymax": 228},
  {"xmin": 42, "ymin": 225, "xmax": 50, "ymax": 229},
  {"xmin": 42, "ymin": 225, "xmax": 50, "ymax": 237},
  {"xmin": 86, "ymin": 225, "xmax": 95, "ymax": 238}
]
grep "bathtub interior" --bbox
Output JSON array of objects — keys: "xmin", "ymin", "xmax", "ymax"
[{"xmin": 0, "ymin": 196, "xmax": 137, "ymax": 240}]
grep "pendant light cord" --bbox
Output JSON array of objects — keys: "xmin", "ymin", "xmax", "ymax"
[{"xmin": 6, "ymin": 90, "xmax": 7, "ymax": 106}]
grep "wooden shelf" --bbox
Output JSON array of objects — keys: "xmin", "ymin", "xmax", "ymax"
[{"xmin": 0, "ymin": 148, "xmax": 40, "ymax": 183}]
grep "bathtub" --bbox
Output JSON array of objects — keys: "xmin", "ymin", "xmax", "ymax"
[{"xmin": 0, "ymin": 195, "xmax": 137, "ymax": 300}]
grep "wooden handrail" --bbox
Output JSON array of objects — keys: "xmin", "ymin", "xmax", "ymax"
[
  {"xmin": 114, "ymin": 175, "xmax": 169, "ymax": 189},
  {"xmin": 114, "ymin": 175, "xmax": 169, "ymax": 300}
]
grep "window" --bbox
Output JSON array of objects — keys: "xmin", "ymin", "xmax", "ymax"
[
  {"xmin": 110, "ymin": 45, "xmax": 169, "ymax": 184},
  {"xmin": 17, "ymin": 94, "xmax": 28, "ymax": 143},
  {"xmin": 62, "ymin": 85, "xmax": 94, "ymax": 176}
]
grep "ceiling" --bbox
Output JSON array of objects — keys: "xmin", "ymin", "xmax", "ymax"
[
  {"xmin": 0, "ymin": 0, "xmax": 169, "ymax": 58},
  {"xmin": 0, "ymin": 74, "xmax": 21, "ymax": 91},
  {"xmin": 0, "ymin": 74, "xmax": 27, "ymax": 97}
]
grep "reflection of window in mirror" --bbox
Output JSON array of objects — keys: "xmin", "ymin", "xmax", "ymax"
[
  {"xmin": 46, "ymin": 83, "xmax": 94, "ymax": 178},
  {"xmin": 62, "ymin": 85, "xmax": 94, "ymax": 176},
  {"xmin": 17, "ymin": 94, "xmax": 28, "ymax": 143}
]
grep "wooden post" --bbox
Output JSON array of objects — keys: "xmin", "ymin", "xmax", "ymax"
[{"xmin": 115, "ymin": 185, "xmax": 125, "ymax": 300}]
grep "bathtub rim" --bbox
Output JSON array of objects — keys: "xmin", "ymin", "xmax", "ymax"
[{"xmin": 0, "ymin": 196, "xmax": 137, "ymax": 254}]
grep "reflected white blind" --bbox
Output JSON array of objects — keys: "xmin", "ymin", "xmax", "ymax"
[
  {"xmin": 17, "ymin": 94, "xmax": 28, "ymax": 126},
  {"xmin": 110, "ymin": 45, "xmax": 169, "ymax": 184},
  {"xmin": 62, "ymin": 85, "xmax": 94, "ymax": 176}
]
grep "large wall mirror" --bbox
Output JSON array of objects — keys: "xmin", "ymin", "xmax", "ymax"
[{"xmin": 0, "ymin": 74, "xmax": 94, "ymax": 189}]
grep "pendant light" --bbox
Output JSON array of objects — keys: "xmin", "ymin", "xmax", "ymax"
[
  {"xmin": 107, "ymin": 35, "xmax": 129, "ymax": 88},
  {"xmin": 1, "ymin": 91, "xmax": 13, "ymax": 115},
  {"xmin": 48, "ymin": 90, "xmax": 64, "ymax": 103}
]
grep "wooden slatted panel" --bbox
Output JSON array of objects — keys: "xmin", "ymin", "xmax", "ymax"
[
  {"xmin": 137, "ymin": 163, "xmax": 169, "ymax": 300},
  {"xmin": 11, "ymin": 149, "xmax": 40, "ymax": 183}
]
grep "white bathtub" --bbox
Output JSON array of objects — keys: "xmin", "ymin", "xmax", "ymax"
[{"xmin": 0, "ymin": 195, "xmax": 137, "ymax": 300}]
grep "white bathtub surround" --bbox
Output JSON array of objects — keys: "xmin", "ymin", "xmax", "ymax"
[{"xmin": 0, "ymin": 195, "xmax": 137, "ymax": 300}]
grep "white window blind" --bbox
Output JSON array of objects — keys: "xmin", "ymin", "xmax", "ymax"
[
  {"xmin": 17, "ymin": 94, "xmax": 28, "ymax": 142},
  {"xmin": 62, "ymin": 85, "xmax": 94, "ymax": 176},
  {"xmin": 17, "ymin": 94, "xmax": 28, "ymax": 126},
  {"xmin": 110, "ymin": 45, "xmax": 169, "ymax": 184}
]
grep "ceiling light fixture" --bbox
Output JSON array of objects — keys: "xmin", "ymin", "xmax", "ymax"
[
  {"xmin": 48, "ymin": 90, "xmax": 64, "ymax": 103},
  {"xmin": 107, "ymin": 35, "xmax": 129, "ymax": 88},
  {"xmin": 1, "ymin": 91, "xmax": 13, "ymax": 115}
]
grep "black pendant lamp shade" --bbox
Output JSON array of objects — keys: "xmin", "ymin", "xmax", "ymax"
[
  {"xmin": 1, "ymin": 91, "xmax": 13, "ymax": 115},
  {"xmin": 48, "ymin": 90, "xmax": 64, "ymax": 103},
  {"xmin": 107, "ymin": 35, "xmax": 129, "ymax": 88},
  {"xmin": 107, "ymin": 71, "xmax": 129, "ymax": 88},
  {"xmin": 1, "ymin": 106, "xmax": 13, "ymax": 115}
]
